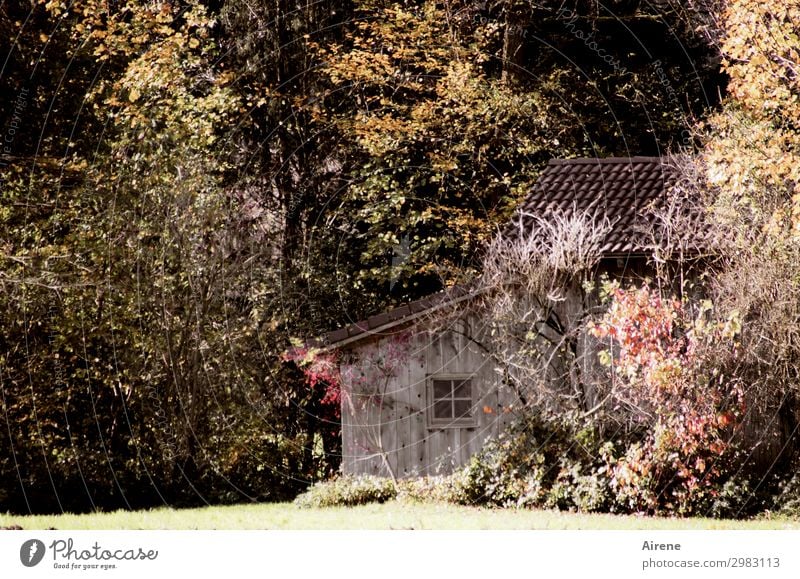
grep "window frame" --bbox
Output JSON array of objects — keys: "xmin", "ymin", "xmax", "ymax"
[{"xmin": 426, "ymin": 373, "xmax": 477, "ymax": 429}]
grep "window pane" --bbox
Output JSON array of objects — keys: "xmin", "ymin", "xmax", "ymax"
[
  {"xmin": 453, "ymin": 400, "xmax": 472, "ymax": 419},
  {"xmin": 433, "ymin": 400, "xmax": 452, "ymax": 419},
  {"xmin": 432, "ymin": 380, "xmax": 452, "ymax": 400},
  {"xmin": 453, "ymin": 379, "xmax": 471, "ymax": 399}
]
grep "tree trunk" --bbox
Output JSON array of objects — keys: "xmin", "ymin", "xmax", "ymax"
[{"xmin": 501, "ymin": 3, "xmax": 529, "ymax": 88}]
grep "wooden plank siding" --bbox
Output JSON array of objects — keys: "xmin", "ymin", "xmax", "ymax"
[{"xmin": 339, "ymin": 314, "xmax": 515, "ymax": 477}]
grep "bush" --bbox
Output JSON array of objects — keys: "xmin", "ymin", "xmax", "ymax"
[
  {"xmin": 703, "ymin": 474, "xmax": 760, "ymax": 519},
  {"xmin": 448, "ymin": 414, "xmax": 606, "ymax": 510},
  {"xmin": 454, "ymin": 425, "xmax": 549, "ymax": 507},
  {"xmin": 201, "ymin": 431, "xmax": 309, "ymax": 504},
  {"xmin": 294, "ymin": 475, "xmax": 397, "ymax": 508},
  {"xmin": 544, "ymin": 458, "xmax": 614, "ymax": 513},
  {"xmin": 591, "ymin": 283, "xmax": 746, "ymax": 515},
  {"xmin": 770, "ymin": 467, "xmax": 800, "ymax": 518},
  {"xmin": 397, "ymin": 476, "xmax": 463, "ymax": 504}
]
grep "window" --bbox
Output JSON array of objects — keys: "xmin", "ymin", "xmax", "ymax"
[{"xmin": 427, "ymin": 375, "xmax": 475, "ymax": 428}]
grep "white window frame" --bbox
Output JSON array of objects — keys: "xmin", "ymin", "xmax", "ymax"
[{"xmin": 426, "ymin": 374, "xmax": 477, "ymax": 429}]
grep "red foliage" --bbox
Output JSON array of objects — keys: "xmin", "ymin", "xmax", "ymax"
[
  {"xmin": 283, "ymin": 346, "xmax": 342, "ymax": 416},
  {"xmin": 590, "ymin": 284, "xmax": 744, "ymax": 513}
]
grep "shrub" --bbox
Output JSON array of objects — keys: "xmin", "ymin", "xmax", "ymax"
[
  {"xmin": 206, "ymin": 431, "xmax": 309, "ymax": 504},
  {"xmin": 590, "ymin": 283, "xmax": 745, "ymax": 514},
  {"xmin": 448, "ymin": 414, "xmax": 605, "ymax": 509},
  {"xmin": 703, "ymin": 474, "xmax": 760, "ymax": 519},
  {"xmin": 770, "ymin": 467, "xmax": 800, "ymax": 518},
  {"xmin": 544, "ymin": 457, "xmax": 614, "ymax": 513},
  {"xmin": 293, "ymin": 475, "xmax": 396, "ymax": 508},
  {"xmin": 397, "ymin": 476, "xmax": 463, "ymax": 504},
  {"xmin": 454, "ymin": 425, "xmax": 550, "ymax": 507}
]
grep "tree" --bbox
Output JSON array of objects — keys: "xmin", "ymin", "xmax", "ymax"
[
  {"xmin": 0, "ymin": 0, "xmax": 314, "ymax": 512},
  {"xmin": 310, "ymin": 0, "xmax": 723, "ymax": 308},
  {"xmin": 699, "ymin": 0, "xmax": 800, "ymax": 471}
]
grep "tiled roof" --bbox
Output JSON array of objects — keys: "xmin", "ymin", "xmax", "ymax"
[
  {"xmin": 507, "ymin": 156, "xmax": 684, "ymax": 255},
  {"xmin": 320, "ymin": 156, "xmax": 698, "ymax": 349}
]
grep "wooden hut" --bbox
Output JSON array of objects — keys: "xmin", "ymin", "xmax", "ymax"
[{"xmin": 320, "ymin": 157, "xmax": 700, "ymax": 477}]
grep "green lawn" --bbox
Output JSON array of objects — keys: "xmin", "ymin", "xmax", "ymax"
[{"xmin": 2, "ymin": 501, "xmax": 798, "ymax": 530}]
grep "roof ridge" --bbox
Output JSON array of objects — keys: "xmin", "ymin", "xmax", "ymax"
[
  {"xmin": 314, "ymin": 283, "xmax": 481, "ymax": 349},
  {"xmin": 547, "ymin": 156, "xmax": 665, "ymax": 165}
]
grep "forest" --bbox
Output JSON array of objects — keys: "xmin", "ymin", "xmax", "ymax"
[{"xmin": 1, "ymin": 0, "xmax": 799, "ymax": 517}]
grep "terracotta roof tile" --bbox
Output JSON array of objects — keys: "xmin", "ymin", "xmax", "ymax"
[{"xmin": 504, "ymin": 156, "xmax": 688, "ymax": 255}]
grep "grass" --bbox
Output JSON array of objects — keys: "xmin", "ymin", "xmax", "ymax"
[{"xmin": 1, "ymin": 501, "xmax": 799, "ymax": 530}]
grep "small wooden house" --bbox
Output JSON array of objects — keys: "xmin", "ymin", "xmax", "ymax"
[{"xmin": 321, "ymin": 157, "xmax": 695, "ymax": 478}]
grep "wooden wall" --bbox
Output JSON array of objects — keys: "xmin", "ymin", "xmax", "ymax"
[{"xmin": 340, "ymin": 315, "xmax": 518, "ymax": 477}]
